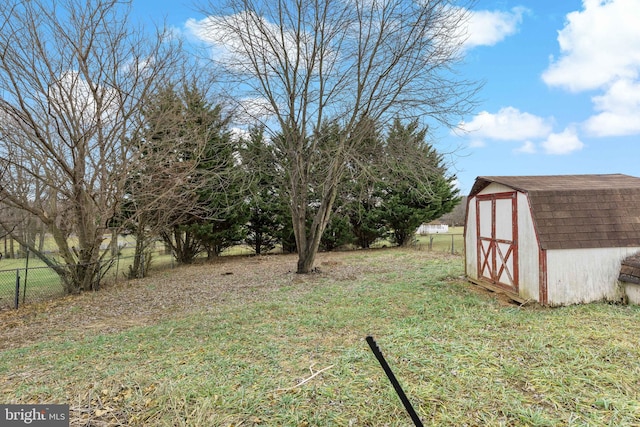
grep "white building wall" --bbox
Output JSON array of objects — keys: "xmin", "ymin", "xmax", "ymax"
[
  {"xmin": 478, "ymin": 183, "xmax": 513, "ymax": 195},
  {"xmin": 546, "ymin": 247, "xmax": 640, "ymax": 305},
  {"xmin": 624, "ymin": 283, "xmax": 640, "ymax": 304},
  {"xmin": 417, "ymin": 224, "xmax": 449, "ymax": 234},
  {"xmin": 515, "ymin": 192, "xmax": 540, "ymax": 302},
  {"xmin": 464, "ymin": 200, "xmax": 477, "ymax": 279}
]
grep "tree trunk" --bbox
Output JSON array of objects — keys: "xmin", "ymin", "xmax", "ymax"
[
  {"xmin": 294, "ymin": 182, "xmax": 338, "ymax": 274},
  {"xmin": 37, "ymin": 227, "xmax": 45, "ymax": 252},
  {"xmin": 110, "ymin": 228, "xmax": 119, "ymax": 257},
  {"xmin": 297, "ymin": 246, "xmax": 316, "ymax": 273},
  {"xmin": 254, "ymin": 232, "xmax": 262, "ymax": 255},
  {"xmin": 130, "ymin": 221, "xmax": 149, "ymax": 279}
]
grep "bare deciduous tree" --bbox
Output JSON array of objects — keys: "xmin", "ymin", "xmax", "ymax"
[
  {"xmin": 195, "ymin": 0, "xmax": 479, "ymax": 273},
  {"xmin": 0, "ymin": 0, "xmax": 180, "ymax": 292}
]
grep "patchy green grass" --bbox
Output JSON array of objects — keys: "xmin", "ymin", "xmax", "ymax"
[
  {"xmin": 414, "ymin": 231, "xmax": 464, "ymax": 254},
  {"xmin": 1, "ymin": 249, "xmax": 640, "ymax": 426}
]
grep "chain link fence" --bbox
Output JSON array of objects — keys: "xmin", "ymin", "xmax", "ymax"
[
  {"xmin": 414, "ymin": 233, "xmax": 464, "ymax": 254},
  {"xmin": 0, "ymin": 232, "xmax": 464, "ymax": 311},
  {"xmin": 0, "ymin": 266, "xmax": 65, "ymax": 310},
  {"xmin": 0, "ymin": 250, "xmax": 175, "ymax": 311}
]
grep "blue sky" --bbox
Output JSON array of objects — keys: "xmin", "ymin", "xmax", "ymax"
[{"xmin": 131, "ymin": 0, "xmax": 640, "ymax": 195}]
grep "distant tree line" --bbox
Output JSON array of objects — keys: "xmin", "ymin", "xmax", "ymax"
[
  {"xmin": 0, "ymin": 0, "xmax": 475, "ymax": 293},
  {"xmin": 121, "ymin": 83, "xmax": 460, "ymax": 266},
  {"xmin": 439, "ymin": 196, "xmax": 468, "ymax": 227}
]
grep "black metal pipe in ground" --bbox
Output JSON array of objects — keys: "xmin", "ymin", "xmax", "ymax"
[{"xmin": 366, "ymin": 336, "xmax": 424, "ymax": 427}]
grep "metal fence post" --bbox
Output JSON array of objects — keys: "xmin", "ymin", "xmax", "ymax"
[
  {"xmin": 23, "ymin": 250, "xmax": 30, "ymax": 303},
  {"xmin": 14, "ymin": 269, "xmax": 20, "ymax": 309}
]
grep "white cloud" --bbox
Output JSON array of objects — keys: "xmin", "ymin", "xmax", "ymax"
[
  {"xmin": 540, "ymin": 127, "xmax": 584, "ymax": 155},
  {"xmin": 541, "ymin": 0, "xmax": 640, "ymax": 138},
  {"xmin": 457, "ymin": 108, "xmax": 586, "ymax": 155},
  {"xmin": 468, "ymin": 139, "xmax": 485, "ymax": 148},
  {"xmin": 456, "ymin": 107, "xmax": 552, "ymax": 141},
  {"xmin": 234, "ymin": 97, "xmax": 275, "ymax": 124},
  {"xmin": 582, "ymin": 78, "xmax": 640, "ymax": 136},
  {"xmin": 186, "ymin": 12, "xmax": 281, "ymax": 74},
  {"xmin": 463, "ymin": 7, "xmax": 527, "ymax": 49},
  {"xmin": 542, "ymin": 0, "xmax": 640, "ymax": 92},
  {"xmin": 230, "ymin": 127, "xmax": 250, "ymax": 142},
  {"xmin": 515, "ymin": 141, "xmax": 536, "ymax": 154},
  {"xmin": 186, "ymin": 11, "xmax": 332, "ymax": 76},
  {"xmin": 186, "ymin": 14, "xmax": 257, "ymax": 71},
  {"xmin": 48, "ymin": 70, "xmax": 119, "ymax": 128}
]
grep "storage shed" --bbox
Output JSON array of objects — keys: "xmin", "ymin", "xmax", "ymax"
[{"xmin": 464, "ymin": 174, "xmax": 640, "ymax": 305}]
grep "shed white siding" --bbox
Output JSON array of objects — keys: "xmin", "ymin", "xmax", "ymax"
[
  {"xmin": 464, "ymin": 201, "xmax": 477, "ymax": 279},
  {"xmin": 545, "ymin": 248, "xmax": 638, "ymax": 305},
  {"xmin": 417, "ymin": 223, "xmax": 449, "ymax": 234},
  {"xmin": 514, "ymin": 191, "xmax": 539, "ymax": 302},
  {"xmin": 624, "ymin": 283, "xmax": 640, "ymax": 304}
]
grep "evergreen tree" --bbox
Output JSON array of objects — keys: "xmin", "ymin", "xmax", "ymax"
[
  {"xmin": 179, "ymin": 83, "xmax": 248, "ymax": 259},
  {"xmin": 347, "ymin": 195, "xmax": 387, "ymax": 249},
  {"xmin": 341, "ymin": 116, "xmax": 387, "ymax": 249},
  {"xmin": 240, "ymin": 126, "xmax": 286, "ymax": 255},
  {"xmin": 128, "ymin": 82, "xmax": 246, "ymax": 264},
  {"xmin": 378, "ymin": 118, "xmax": 461, "ymax": 246},
  {"xmin": 320, "ymin": 209, "xmax": 353, "ymax": 251},
  {"xmin": 124, "ymin": 84, "xmax": 204, "ymax": 270}
]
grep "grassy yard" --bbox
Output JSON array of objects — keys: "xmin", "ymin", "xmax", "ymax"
[{"xmin": 1, "ymin": 248, "xmax": 639, "ymax": 426}]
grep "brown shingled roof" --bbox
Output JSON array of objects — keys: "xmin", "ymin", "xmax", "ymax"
[{"xmin": 469, "ymin": 174, "xmax": 640, "ymax": 250}]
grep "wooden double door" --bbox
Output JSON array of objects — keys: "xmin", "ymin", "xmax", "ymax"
[{"xmin": 476, "ymin": 192, "xmax": 518, "ymax": 292}]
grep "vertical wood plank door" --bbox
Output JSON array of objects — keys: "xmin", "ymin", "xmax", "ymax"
[{"xmin": 476, "ymin": 192, "xmax": 518, "ymax": 292}]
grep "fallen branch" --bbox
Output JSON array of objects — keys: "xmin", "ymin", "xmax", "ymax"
[{"xmin": 271, "ymin": 364, "xmax": 334, "ymax": 393}]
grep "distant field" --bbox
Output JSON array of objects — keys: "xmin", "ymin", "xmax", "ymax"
[
  {"xmin": 414, "ymin": 226, "xmax": 464, "ymax": 253},
  {"xmin": 1, "ymin": 248, "xmax": 639, "ymax": 426}
]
